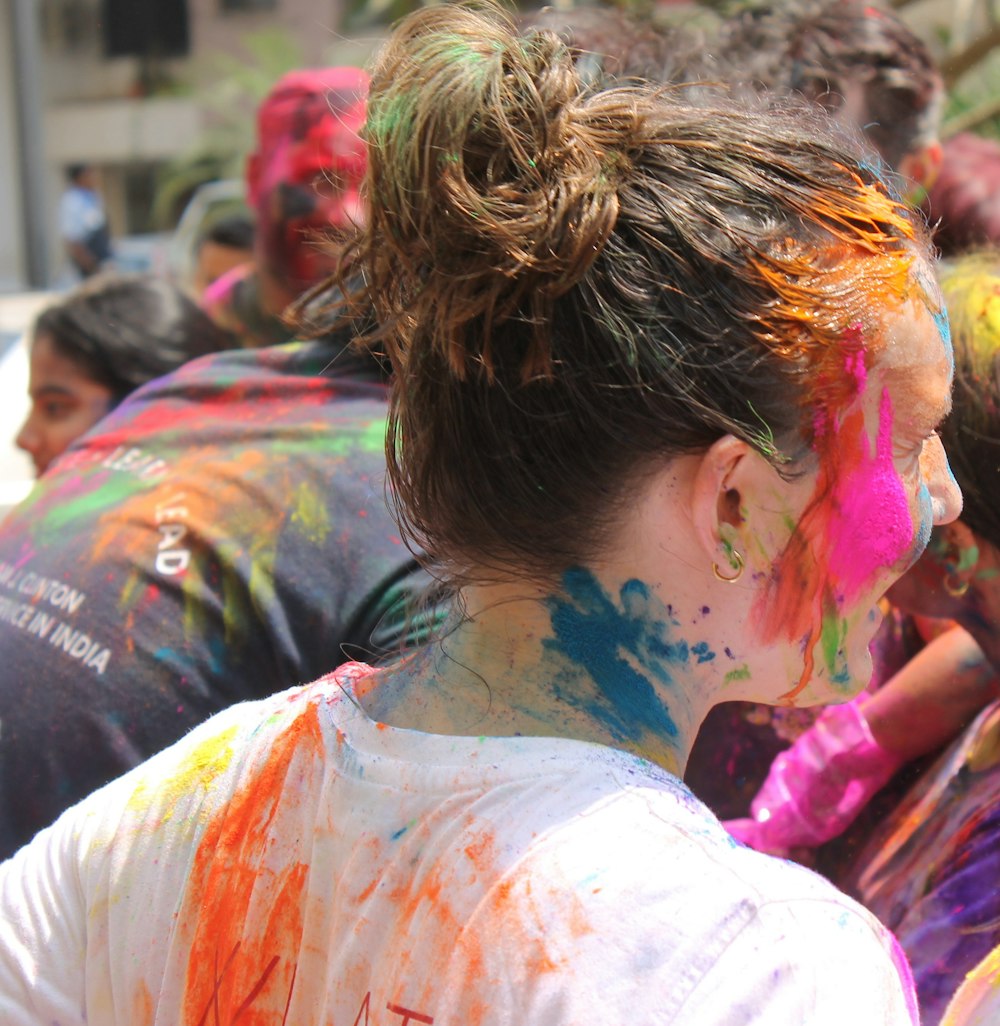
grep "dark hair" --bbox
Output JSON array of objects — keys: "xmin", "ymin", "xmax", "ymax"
[
  {"xmin": 33, "ymin": 273, "xmax": 234, "ymax": 404},
  {"xmin": 713, "ymin": 0, "xmax": 942, "ymax": 169},
  {"xmin": 937, "ymin": 253, "xmax": 1000, "ymax": 549},
  {"xmin": 66, "ymin": 163, "xmax": 91, "ymax": 184},
  {"xmin": 339, "ymin": 3, "xmax": 926, "ymax": 586},
  {"xmin": 517, "ymin": 4, "xmax": 707, "ymax": 86},
  {"xmin": 198, "ymin": 213, "xmax": 256, "ymax": 253}
]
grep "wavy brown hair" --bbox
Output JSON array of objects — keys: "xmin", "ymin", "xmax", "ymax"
[{"xmin": 335, "ymin": 2, "xmax": 927, "ymax": 586}]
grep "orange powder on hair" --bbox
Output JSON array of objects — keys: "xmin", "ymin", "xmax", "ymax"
[{"xmin": 750, "ymin": 245, "xmax": 913, "ymax": 411}]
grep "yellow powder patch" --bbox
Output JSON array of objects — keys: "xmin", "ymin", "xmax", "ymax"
[
  {"xmin": 290, "ymin": 480, "xmax": 331, "ymax": 545},
  {"xmin": 127, "ymin": 725, "xmax": 239, "ymax": 817}
]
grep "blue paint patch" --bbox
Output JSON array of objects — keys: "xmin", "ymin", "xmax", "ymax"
[
  {"xmin": 153, "ymin": 637, "xmax": 226, "ymax": 679},
  {"xmin": 932, "ymin": 306, "xmax": 952, "ymax": 357},
  {"xmin": 691, "ymin": 641, "xmax": 716, "ymax": 664},
  {"xmin": 831, "ymin": 663, "xmax": 851, "ymax": 686},
  {"xmin": 544, "ymin": 568, "xmax": 711, "ymax": 743}
]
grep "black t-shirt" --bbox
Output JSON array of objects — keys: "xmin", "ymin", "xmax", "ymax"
[{"xmin": 0, "ymin": 338, "xmax": 436, "ymax": 857}]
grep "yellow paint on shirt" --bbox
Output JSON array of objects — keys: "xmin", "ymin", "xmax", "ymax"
[
  {"xmin": 127, "ymin": 724, "xmax": 240, "ymax": 818},
  {"xmin": 290, "ymin": 480, "xmax": 331, "ymax": 545}
]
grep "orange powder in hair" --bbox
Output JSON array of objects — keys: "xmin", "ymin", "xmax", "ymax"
[{"xmin": 751, "ymin": 245, "xmax": 913, "ymax": 410}]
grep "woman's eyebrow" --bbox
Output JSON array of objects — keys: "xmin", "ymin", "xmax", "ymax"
[{"xmin": 29, "ymin": 384, "xmax": 76, "ymax": 400}]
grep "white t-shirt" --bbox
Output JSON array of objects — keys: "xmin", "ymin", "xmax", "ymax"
[
  {"xmin": 58, "ymin": 184, "xmax": 106, "ymax": 243},
  {"xmin": 0, "ymin": 662, "xmax": 918, "ymax": 1025}
]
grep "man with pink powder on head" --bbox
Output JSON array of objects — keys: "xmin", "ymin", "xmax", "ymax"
[{"xmin": 203, "ymin": 67, "xmax": 369, "ymax": 349}]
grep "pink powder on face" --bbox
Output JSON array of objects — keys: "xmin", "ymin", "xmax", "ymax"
[
  {"xmin": 843, "ymin": 342, "xmax": 867, "ymax": 395},
  {"xmin": 824, "ymin": 388, "xmax": 913, "ymax": 601}
]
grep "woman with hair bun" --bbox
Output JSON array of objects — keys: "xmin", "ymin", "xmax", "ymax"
[{"xmin": 0, "ymin": 5, "xmax": 959, "ymax": 1023}]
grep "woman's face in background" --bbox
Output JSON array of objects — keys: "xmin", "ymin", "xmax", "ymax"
[
  {"xmin": 15, "ymin": 332, "xmax": 114, "ymax": 477},
  {"xmin": 887, "ymin": 523, "xmax": 982, "ymax": 621}
]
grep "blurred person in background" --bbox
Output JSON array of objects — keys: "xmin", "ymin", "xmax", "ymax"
[
  {"xmin": 712, "ymin": 0, "xmax": 944, "ymax": 198},
  {"xmin": 518, "ymin": 2, "xmax": 705, "ymax": 84},
  {"xmin": 0, "ymin": 55, "xmax": 418, "ymax": 865},
  {"xmin": 0, "ymin": 267, "xmax": 436, "ymax": 862},
  {"xmin": 924, "ymin": 131, "xmax": 1000, "ymax": 257},
  {"xmin": 15, "ymin": 272, "xmax": 232, "ymax": 477},
  {"xmin": 202, "ymin": 68, "xmax": 368, "ymax": 348},
  {"xmin": 59, "ymin": 163, "xmax": 113, "ymax": 280},
  {"xmin": 190, "ymin": 212, "xmax": 255, "ymax": 298}
]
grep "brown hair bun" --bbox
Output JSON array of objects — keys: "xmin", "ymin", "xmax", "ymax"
[{"xmin": 363, "ymin": 3, "xmax": 635, "ymax": 381}]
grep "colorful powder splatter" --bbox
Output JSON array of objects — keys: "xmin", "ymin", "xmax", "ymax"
[{"xmin": 544, "ymin": 569, "xmax": 718, "ymax": 746}]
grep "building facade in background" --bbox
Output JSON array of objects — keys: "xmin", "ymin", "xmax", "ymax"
[{"xmin": 0, "ymin": 0, "xmax": 376, "ymax": 291}]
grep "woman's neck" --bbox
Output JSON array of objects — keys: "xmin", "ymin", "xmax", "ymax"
[{"xmin": 358, "ymin": 566, "xmax": 723, "ymax": 777}]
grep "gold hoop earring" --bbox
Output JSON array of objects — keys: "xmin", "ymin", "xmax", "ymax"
[
  {"xmin": 712, "ymin": 550, "xmax": 745, "ymax": 584},
  {"xmin": 944, "ymin": 573, "xmax": 970, "ymax": 598}
]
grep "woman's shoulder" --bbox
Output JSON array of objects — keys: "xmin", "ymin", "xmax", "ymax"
[{"xmin": 471, "ymin": 800, "xmax": 917, "ymax": 1023}]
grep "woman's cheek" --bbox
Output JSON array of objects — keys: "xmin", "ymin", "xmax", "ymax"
[
  {"xmin": 906, "ymin": 482, "xmax": 935, "ymax": 572},
  {"xmin": 825, "ymin": 391, "xmax": 914, "ymax": 606},
  {"xmin": 889, "ymin": 443, "xmax": 937, "ymax": 579}
]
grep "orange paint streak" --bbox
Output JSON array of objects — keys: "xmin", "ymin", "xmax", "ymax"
[
  {"xmin": 780, "ymin": 629, "xmax": 818, "ymax": 705},
  {"xmin": 754, "ymin": 401, "xmax": 869, "ymax": 703},
  {"xmin": 356, "ymin": 876, "xmax": 379, "ymax": 904},
  {"xmin": 133, "ymin": 978, "xmax": 155, "ymax": 1026},
  {"xmin": 463, "ymin": 830, "xmax": 494, "ymax": 868},
  {"xmin": 180, "ymin": 704, "xmax": 324, "ymax": 1024},
  {"xmin": 390, "ymin": 869, "xmax": 446, "ymax": 926}
]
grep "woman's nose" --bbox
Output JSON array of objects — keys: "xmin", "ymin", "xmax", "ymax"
[
  {"xmin": 923, "ymin": 434, "xmax": 963, "ymax": 526},
  {"xmin": 15, "ymin": 416, "xmax": 39, "ymax": 457}
]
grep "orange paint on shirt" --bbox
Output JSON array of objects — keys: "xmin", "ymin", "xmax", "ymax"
[
  {"xmin": 463, "ymin": 829, "xmax": 495, "ymax": 870},
  {"xmin": 179, "ymin": 703, "xmax": 325, "ymax": 1024},
  {"xmin": 133, "ymin": 978, "xmax": 155, "ymax": 1026}
]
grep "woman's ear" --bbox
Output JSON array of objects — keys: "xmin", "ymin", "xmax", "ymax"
[
  {"xmin": 938, "ymin": 519, "xmax": 982, "ymax": 593},
  {"xmin": 689, "ymin": 435, "xmax": 753, "ymax": 570}
]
